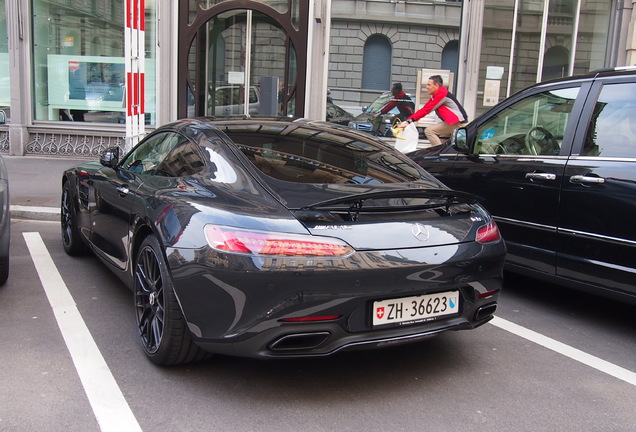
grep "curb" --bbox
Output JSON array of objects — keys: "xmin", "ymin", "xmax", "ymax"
[{"xmin": 10, "ymin": 205, "xmax": 60, "ymax": 222}]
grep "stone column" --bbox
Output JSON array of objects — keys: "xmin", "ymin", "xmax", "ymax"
[
  {"xmin": 305, "ymin": 0, "xmax": 332, "ymax": 121},
  {"xmin": 457, "ymin": 0, "xmax": 485, "ymax": 122},
  {"xmin": 6, "ymin": 0, "xmax": 30, "ymax": 155},
  {"xmin": 627, "ymin": 0, "xmax": 636, "ymax": 65}
]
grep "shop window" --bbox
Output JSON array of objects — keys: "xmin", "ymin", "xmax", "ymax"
[
  {"xmin": 362, "ymin": 35, "xmax": 391, "ymax": 90},
  {"xmin": 31, "ymin": 0, "xmax": 156, "ymax": 124},
  {"xmin": 0, "ymin": 0, "xmax": 9, "ymax": 119}
]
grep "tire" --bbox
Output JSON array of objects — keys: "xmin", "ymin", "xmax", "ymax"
[
  {"xmin": 134, "ymin": 235, "xmax": 209, "ymax": 366},
  {"xmin": 0, "ymin": 255, "xmax": 8, "ymax": 286},
  {"xmin": 61, "ymin": 181, "xmax": 90, "ymax": 256}
]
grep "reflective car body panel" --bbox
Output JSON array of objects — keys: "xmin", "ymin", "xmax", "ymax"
[
  {"xmin": 62, "ymin": 118, "xmax": 505, "ymax": 360},
  {"xmin": 325, "ymin": 102, "xmax": 354, "ymax": 125},
  {"xmin": 348, "ymin": 92, "xmax": 416, "ymax": 136},
  {"xmin": 409, "ymin": 69, "xmax": 636, "ymax": 303}
]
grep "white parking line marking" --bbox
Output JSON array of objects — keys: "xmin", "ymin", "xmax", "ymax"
[
  {"xmin": 490, "ymin": 316, "xmax": 636, "ymax": 386},
  {"xmin": 23, "ymin": 232, "xmax": 142, "ymax": 432}
]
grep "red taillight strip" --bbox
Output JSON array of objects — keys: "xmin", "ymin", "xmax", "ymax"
[
  {"xmin": 476, "ymin": 221, "xmax": 501, "ymax": 243},
  {"xmin": 204, "ymin": 225, "xmax": 354, "ymax": 257},
  {"xmin": 279, "ymin": 315, "xmax": 342, "ymax": 323},
  {"xmin": 477, "ymin": 289, "xmax": 500, "ymax": 299}
]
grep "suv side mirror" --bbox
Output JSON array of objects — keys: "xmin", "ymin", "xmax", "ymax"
[
  {"xmin": 452, "ymin": 127, "xmax": 470, "ymax": 154},
  {"xmin": 100, "ymin": 146, "xmax": 121, "ymax": 168},
  {"xmin": 0, "ymin": 110, "xmax": 5, "ymax": 125}
]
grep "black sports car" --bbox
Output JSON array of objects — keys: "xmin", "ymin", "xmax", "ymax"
[{"xmin": 61, "ymin": 118, "xmax": 505, "ymax": 366}]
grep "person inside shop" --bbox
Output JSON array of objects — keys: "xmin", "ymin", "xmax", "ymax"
[{"xmin": 400, "ymin": 75, "xmax": 468, "ymax": 146}]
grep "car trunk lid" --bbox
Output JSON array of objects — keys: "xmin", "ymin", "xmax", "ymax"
[{"xmin": 263, "ymin": 181, "xmax": 486, "ymax": 250}]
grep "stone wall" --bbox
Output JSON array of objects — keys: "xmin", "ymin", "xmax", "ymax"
[{"xmin": 329, "ymin": 20, "xmax": 459, "ymax": 110}]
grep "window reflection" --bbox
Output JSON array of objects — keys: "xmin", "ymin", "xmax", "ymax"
[
  {"xmin": 224, "ymin": 123, "xmax": 425, "ymax": 184},
  {"xmin": 584, "ymin": 83, "xmax": 636, "ymax": 158},
  {"xmin": 204, "ymin": 148, "xmax": 238, "ymax": 183}
]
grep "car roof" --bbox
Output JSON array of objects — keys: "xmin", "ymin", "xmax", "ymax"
[
  {"xmin": 491, "ymin": 66, "xmax": 636, "ymax": 108},
  {"xmin": 527, "ymin": 66, "xmax": 636, "ymax": 90},
  {"xmin": 158, "ymin": 116, "xmax": 389, "ymax": 142}
]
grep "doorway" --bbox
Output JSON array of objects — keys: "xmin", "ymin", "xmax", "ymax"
[{"xmin": 177, "ymin": 1, "xmax": 308, "ymax": 119}]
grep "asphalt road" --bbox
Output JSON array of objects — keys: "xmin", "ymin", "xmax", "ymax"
[{"xmin": 1, "ymin": 219, "xmax": 635, "ymax": 432}]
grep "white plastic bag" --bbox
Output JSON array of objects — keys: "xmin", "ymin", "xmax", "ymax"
[{"xmin": 392, "ymin": 122, "xmax": 419, "ymax": 153}]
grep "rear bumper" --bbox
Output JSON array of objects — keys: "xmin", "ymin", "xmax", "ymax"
[
  {"xmin": 192, "ymin": 311, "xmax": 496, "ymax": 359},
  {"xmin": 166, "ymin": 240, "xmax": 504, "ymax": 358}
]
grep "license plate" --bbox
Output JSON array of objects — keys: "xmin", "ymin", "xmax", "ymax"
[{"xmin": 373, "ymin": 291, "xmax": 459, "ymax": 327}]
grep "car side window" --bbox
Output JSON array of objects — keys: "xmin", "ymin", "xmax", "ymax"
[
  {"xmin": 474, "ymin": 87, "xmax": 579, "ymax": 156},
  {"xmin": 121, "ymin": 132, "xmax": 183, "ymax": 175},
  {"xmin": 582, "ymin": 82, "xmax": 636, "ymax": 158},
  {"xmin": 249, "ymin": 88, "xmax": 258, "ymax": 104},
  {"xmin": 215, "ymin": 88, "xmax": 230, "ymax": 106},
  {"xmin": 155, "ymin": 140, "xmax": 206, "ymax": 177}
]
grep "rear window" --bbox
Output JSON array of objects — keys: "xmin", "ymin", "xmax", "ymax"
[{"xmin": 221, "ymin": 124, "xmax": 426, "ymax": 184}]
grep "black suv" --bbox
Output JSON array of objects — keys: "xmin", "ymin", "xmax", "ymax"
[{"xmin": 408, "ymin": 68, "xmax": 636, "ymax": 304}]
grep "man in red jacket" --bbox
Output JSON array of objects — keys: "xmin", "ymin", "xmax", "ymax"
[{"xmin": 400, "ymin": 75, "xmax": 468, "ymax": 146}]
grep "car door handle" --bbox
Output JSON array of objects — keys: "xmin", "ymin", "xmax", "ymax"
[
  {"xmin": 569, "ymin": 174, "xmax": 605, "ymax": 184},
  {"xmin": 525, "ymin": 172, "xmax": 556, "ymax": 181},
  {"xmin": 116, "ymin": 186, "xmax": 130, "ymax": 196}
]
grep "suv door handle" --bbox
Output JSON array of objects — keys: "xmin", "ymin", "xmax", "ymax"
[
  {"xmin": 569, "ymin": 174, "xmax": 605, "ymax": 184},
  {"xmin": 116, "ymin": 186, "xmax": 130, "ymax": 196},
  {"xmin": 525, "ymin": 172, "xmax": 556, "ymax": 181}
]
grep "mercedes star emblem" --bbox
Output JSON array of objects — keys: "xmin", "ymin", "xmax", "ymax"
[{"xmin": 411, "ymin": 223, "xmax": 430, "ymax": 242}]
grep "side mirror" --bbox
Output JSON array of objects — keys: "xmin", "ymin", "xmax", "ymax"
[
  {"xmin": 0, "ymin": 110, "xmax": 5, "ymax": 125},
  {"xmin": 100, "ymin": 146, "xmax": 120, "ymax": 168},
  {"xmin": 452, "ymin": 127, "xmax": 470, "ymax": 154}
]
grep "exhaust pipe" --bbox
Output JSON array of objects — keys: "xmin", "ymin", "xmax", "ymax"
[
  {"xmin": 269, "ymin": 332, "xmax": 331, "ymax": 351},
  {"xmin": 474, "ymin": 303, "xmax": 497, "ymax": 321}
]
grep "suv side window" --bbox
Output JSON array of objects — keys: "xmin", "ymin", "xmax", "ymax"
[
  {"xmin": 474, "ymin": 87, "xmax": 579, "ymax": 156},
  {"xmin": 582, "ymin": 82, "xmax": 636, "ymax": 158}
]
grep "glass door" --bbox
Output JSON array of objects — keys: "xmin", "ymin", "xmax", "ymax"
[{"xmin": 186, "ymin": 8, "xmax": 298, "ymax": 118}]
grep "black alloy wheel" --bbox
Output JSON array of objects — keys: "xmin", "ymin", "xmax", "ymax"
[
  {"xmin": 134, "ymin": 235, "xmax": 208, "ymax": 366},
  {"xmin": 61, "ymin": 181, "xmax": 89, "ymax": 256}
]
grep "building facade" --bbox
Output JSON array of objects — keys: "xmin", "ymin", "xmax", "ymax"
[{"xmin": 1, "ymin": 0, "xmax": 635, "ymax": 157}]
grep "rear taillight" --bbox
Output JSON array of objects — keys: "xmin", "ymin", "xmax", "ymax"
[
  {"xmin": 476, "ymin": 221, "xmax": 501, "ymax": 243},
  {"xmin": 204, "ymin": 225, "xmax": 354, "ymax": 257},
  {"xmin": 279, "ymin": 315, "xmax": 342, "ymax": 323}
]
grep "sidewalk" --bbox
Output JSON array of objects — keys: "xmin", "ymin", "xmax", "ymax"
[{"xmin": 5, "ymin": 155, "xmax": 88, "ymax": 222}]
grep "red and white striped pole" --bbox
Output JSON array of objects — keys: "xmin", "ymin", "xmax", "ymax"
[{"xmin": 124, "ymin": 0, "xmax": 145, "ymax": 151}]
